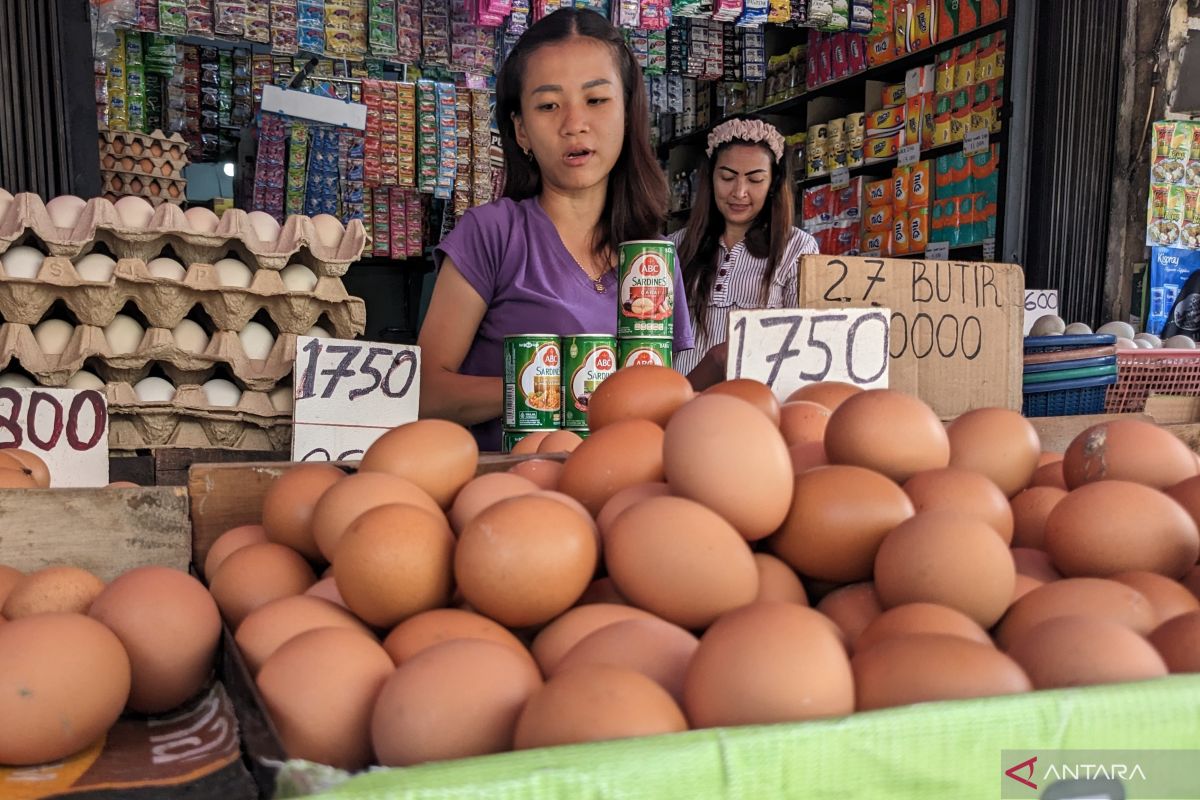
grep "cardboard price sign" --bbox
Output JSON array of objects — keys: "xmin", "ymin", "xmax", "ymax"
[
  {"xmin": 291, "ymin": 336, "xmax": 421, "ymax": 462},
  {"xmin": 727, "ymin": 309, "xmax": 890, "ymax": 400},
  {"xmin": 0, "ymin": 388, "xmax": 108, "ymax": 487},
  {"xmin": 798, "ymin": 255, "xmax": 1023, "ymax": 416},
  {"xmin": 1024, "ymin": 290, "xmax": 1059, "ymax": 335}
]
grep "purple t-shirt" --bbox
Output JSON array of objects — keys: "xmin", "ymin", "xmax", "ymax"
[{"xmin": 434, "ymin": 196, "xmax": 695, "ymax": 450}]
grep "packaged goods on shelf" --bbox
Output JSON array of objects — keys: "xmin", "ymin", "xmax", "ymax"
[{"xmin": 1147, "ymin": 119, "xmax": 1200, "ymax": 250}]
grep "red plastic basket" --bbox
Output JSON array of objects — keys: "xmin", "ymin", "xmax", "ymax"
[{"xmin": 1104, "ymin": 349, "xmax": 1200, "ymax": 413}]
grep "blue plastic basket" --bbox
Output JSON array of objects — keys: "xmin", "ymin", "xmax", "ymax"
[
  {"xmin": 1024, "ymin": 334, "xmax": 1117, "ymax": 354},
  {"xmin": 1022, "ymin": 374, "xmax": 1119, "ymax": 417},
  {"xmin": 1023, "ymin": 355, "xmax": 1118, "ymax": 375}
]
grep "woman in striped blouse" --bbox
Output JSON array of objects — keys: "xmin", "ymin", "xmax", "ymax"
[{"xmin": 671, "ymin": 115, "xmax": 819, "ymax": 389}]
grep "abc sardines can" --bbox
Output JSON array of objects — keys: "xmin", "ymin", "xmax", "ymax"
[
  {"xmin": 619, "ymin": 338, "xmax": 673, "ymax": 369},
  {"xmin": 503, "ymin": 334, "xmax": 562, "ymax": 429},
  {"xmin": 501, "ymin": 429, "xmax": 558, "ymax": 454},
  {"xmin": 618, "ymin": 240, "xmax": 675, "ymax": 339},
  {"xmin": 562, "ymin": 335, "xmax": 617, "ymax": 430}
]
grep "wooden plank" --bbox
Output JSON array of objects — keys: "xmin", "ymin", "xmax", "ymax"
[
  {"xmin": 0, "ymin": 487, "xmax": 190, "ymax": 580},
  {"xmin": 109, "ymin": 454, "xmax": 154, "ymax": 486}
]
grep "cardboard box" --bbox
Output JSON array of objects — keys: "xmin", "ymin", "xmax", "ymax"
[{"xmin": 797, "ymin": 255, "xmax": 1024, "ymax": 416}]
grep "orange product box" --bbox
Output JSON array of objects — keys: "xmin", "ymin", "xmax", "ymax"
[
  {"xmin": 866, "ymin": 204, "xmax": 894, "ymax": 232},
  {"xmin": 868, "ymin": 106, "xmax": 905, "ymax": 131},
  {"xmin": 938, "ymin": 0, "xmax": 958, "ymax": 41},
  {"xmin": 893, "ymin": 166, "xmax": 913, "ymax": 210},
  {"xmin": 909, "ymin": 206, "xmax": 930, "ymax": 252},
  {"xmin": 866, "ymin": 178, "xmax": 892, "ymax": 207},
  {"xmin": 981, "ymin": 0, "xmax": 1002, "ymax": 24},
  {"xmin": 912, "ymin": 0, "xmax": 936, "ymax": 50},
  {"xmin": 960, "ymin": 0, "xmax": 981, "ymax": 31},
  {"xmin": 868, "ymin": 33, "xmax": 897, "ymax": 67},
  {"xmin": 910, "ymin": 160, "xmax": 932, "ymax": 207},
  {"xmin": 862, "ymin": 229, "xmax": 889, "ymax": 256},
  {"xmin": 955, "ymin": 43, "xmax": 977, "ymax": 89},
  {"xmin": 883, "ymin": 83, "xmax": 907, "ymax": 107},
  {"xmin": 894, "ymin": 2, "xmax": 914, "ymax": 54},
  {"xmin": 868, "ymin": 133, "xmax": 901, "ymax": 161},
  {"xmin": 904, "ymin": 95, "xmax": 927, "ymax": 146},
  {"xmin": 893, "ymin": 211, "xmax": 912, "ymax": 255}
]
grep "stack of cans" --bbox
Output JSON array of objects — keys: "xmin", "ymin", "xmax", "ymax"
[{"xmin": 617, "ymin": 240, "xmax": 677, "ymax": 369}]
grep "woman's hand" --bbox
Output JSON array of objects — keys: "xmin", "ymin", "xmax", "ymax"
[{"xmin": 686, "ymin": 341, "xmax": 729, "ymax": 392}]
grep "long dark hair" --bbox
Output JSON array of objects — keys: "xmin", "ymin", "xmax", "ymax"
[
  {"xmin": 495, "ymin": 8, "xmax": 667, "ymax": 264},
  {"xmin": 679, "ymin": 114, "xmax": 795, "ymax": 329}
]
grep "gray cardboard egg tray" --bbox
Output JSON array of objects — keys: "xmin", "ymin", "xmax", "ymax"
[
  {"xmin": 0, "ymin": 256, "xmax": 365, "ymax": 339},
  {"xmin": 0, "ymin": 193, "xmax": 367, "ymax": 277},
  {"xmin": 105, "ymin": 381, "xmax": 291, "ymax": 452}
]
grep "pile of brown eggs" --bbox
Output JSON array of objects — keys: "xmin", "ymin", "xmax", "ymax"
[{"xmin": 187, "ymin": 368, "xmax": 1200, "ymax": 770}]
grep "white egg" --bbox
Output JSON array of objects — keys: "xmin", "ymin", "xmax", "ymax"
[
  {"xmin": 1134, "ymin": 333, "xmax": 1162, "ymax": 348},
  {"xmin": 1097, "ymin": 321, "xmax": 1136, "ymax": 340},
  {"xmin": 75, "ymin": 253, "xmax": 117, "ymax": 282},
  {"xmin": 0, "ymin": 189, "xmax": 12, "ymax": 220},
  {"xmin": 239, "ymin": 321, "xmax": 276, "ymax": 360},
  {"xmin": 134, "ymin": 376, "xmax": 176, "ymax": 403},
  {"xmin": 104, "ymin": 314, "xmax": 145, "ymax": 355},
  {"xmin": 202, "ymin": 378, "xmax": 242, "ymax": 407},
  {"xmin": 172, "ymin": 320, "xmax": 210, "ymax": 354},
  {"xmin": 1165, "ymin": 335, "xmax": 1197, "ymax": 349},
  {"xmin": 311, "ymin": 214, "xmax": 344, "ymax": 247},
  {"xmin": 1029, "ymin": 315, "xmax": 1065, "ymax": 336},
  {"xmin": 33, "ymin": 319, "xmax": 74, "ymax": 355},
  {"xmin": 1, "ymin": 246, "xmax": 45, "ymax": 279},
  {"xmin": 305, "ymin": 325, "xmax": 331, "ymax": 339},
  {"xmin": 67, "ymin": 370, "xmax": 105, "ymax": 390},
  {"xmin": 44, "ymin": 195, "xmax": 86, "ymax": 230},
  {"xmin": 214, "ymin": 258, "xmax": 253, "ymax": 289},
  {"xmin": 0, "ymin": 373, "xmax": 35, "ymax": 389},
  {"xmin": 147, "ymin": 257, "xmax": 187, "ymax": 281},
  {"xmin": 183, "ymin": 206, "xmax": 220, "ymax": 233},
  {"xmin": 114, "ymin": 196, "xmax": 155, "ymax": 229},
  {"xmin": 1134, "ymin": 338, "xmax": 1154, "ymax": 349},
  {"xmin": 1063, "ymin": 322, "xmax": 1092, "ymax": 335},
  {"xmin": 247, "ymin": 210, "xmax": 282, "ymax": 243},
  {"xmin": 280, "ymin": 263, "xmax": 319, "ymax": 292},
  {"xmin": 1115, "ymin": 337, "xmax": 1139, "ymax": 350},
  {"xmin": 269, "ymin": 385, "xmax": 294, "ymax": 413}
]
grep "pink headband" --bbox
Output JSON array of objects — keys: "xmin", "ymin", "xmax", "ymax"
[{"xmin": 706, "ymin": 118, "xmax": 786, "ymax": 162}]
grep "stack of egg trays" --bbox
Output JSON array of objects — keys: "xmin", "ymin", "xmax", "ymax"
[
  {"xmin": 1022, "ymin": 334, "xmax": 1119, "ymax": 417},
  {"xmin": 98, "ymin": 129, "xmax": 190, "ymax": 208}
]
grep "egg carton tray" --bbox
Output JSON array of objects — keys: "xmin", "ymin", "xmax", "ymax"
[
  {"xmin": 99, "ymin": 152, "xmax": 188, "ymax": 180},
  {"xmin": 100, "ymin": 172, "xmax": 188, "ymax": 206},
  {"xmin": 107, "ymin": 382, "xmax": 290, "ymax": 452},
  {"xmin": 0, "ymin": 193, "xmax": 366, "ymax": 276},
  {"xmin": 0, "ymin": 257, "xmax": 365, "ymax": 337},
  {"xmin": 0, "ymin": 322, "xmax": 297, "ymax": 391},
  {"xmin": 99, "ymin": 128, "xmax": 190, "ymax": 162}
]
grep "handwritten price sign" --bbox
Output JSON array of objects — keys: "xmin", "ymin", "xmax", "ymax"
[
  {"xmin": 726, "ymin": 308, "xmax": 891, "ymax": 400},
  {"xmin": 0, "ymin": 388, "xmax": 108, "ymax": 487},
  {"xmin": 291, "ymin": 336, "xmax": 421, "ymax": 463}
]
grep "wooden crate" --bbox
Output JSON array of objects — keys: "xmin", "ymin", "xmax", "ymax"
[{"xmin": 110, "ymin": 448, "xmax": 289, "ymax": 487}]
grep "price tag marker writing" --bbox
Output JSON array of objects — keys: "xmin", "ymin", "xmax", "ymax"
[
  {"xmin": 897, "ymin": 143, "xmax": 920, "ymax": 167},
  {"xmin": 0, "ymin": 388, "xmax": 108, "ymax": 487},
  {"xmin": 830, "ymin": 167, "xmax": 850, "ymax": 189},
  {"xmin": 964, "ymin": 128, "xmax": 990, "ymax": 156},
  {"xmin": 924, "ymin": 241, "xmax": 950, "ymax": 260}
]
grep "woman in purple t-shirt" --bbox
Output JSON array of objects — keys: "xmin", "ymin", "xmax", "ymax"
[{"xmin": 417, "ymin": 8, "xmax": 694, "ymax": 450}]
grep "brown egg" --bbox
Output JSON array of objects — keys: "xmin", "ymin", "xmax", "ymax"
[
  {"xmin": 577, "ymin": 577, "xmax": 628, "ymax": 605},
  {"xmin": 1040, "ymin": 452, "xmax": 1064, "ymax": 467},
  {"xmin": 0, "ymin": 467, "xmax": 38, "ymax": 488},
  {"xmin": 359, "ymin": 419, "xmax": 479, "ymax": 508},
  {"xmin": 256, "ymin": 626, "xmax": 393, "ymax": 770},
  {"xmin": 208, "ymin": 542, "xmax": 317, "ymax": 627},
  {"xmin": 0, "ymin": 613, "xmax": 131, "ymax": 765},
  {"xmin": 606, "ymin": 496, "xmax": 758, "ymax": 629},
  {"xmin": 334, "ymin": 504, "xmax": 455, "ymax": 628},
  {"xmin": 261, "ymin": 464, "xmax": 344, "ymax": 561},
  {"xmin": 789, "ymin": 441, "xmax": 829, "ymax": 473},
  {"xmin": 596, "ymin": 481, "xmax": 672, "ymax": 538},
  {"xmin": 586, "ymin": 365, "xmax": 694, "ymax": 430},
  {"xmin": 1029, "ymin": 460, "xmax": 1067, "ymax": 490},
  {"xmin": 311, "ymin": 472, "xmax": 442, "ymax": 560},
  {"xmin": 1008, "ymin": 616, "xmax": 1168, "ymax": 688},
  {"xmin": 527, "ymin": 490, "xmax": 602, "ymax": 560},
  {"xmin": 852, "ymin": 633, "xmax": 1030, "ymax": 711},
  {"xmin": 786, "ymin": 381, "xmax": 862, "ymax": 410},
  {"xmin": 531, "ymin": 603, "xmax": 658, "ymax": 674},
  {"xmin": 824, "ymin": 390, "xmax": 950, "ymax": 483},
  {"xmin": 995, "ymin": 578, "xmax": 1157, "ymax": 649},
  {"xmin": 1148, "ymin": 610, "xmax": 1200, "ymax": 672},
  {"xmin": 509, "ymin": 459, "xmax": 563, "ymax": 490},
  {"xmin": 88, "ymin": 566, "xmax": 220, "ymax": 713},
  {"xmin": 204, "ymin": 524, "xmax": 268, "ymax": 581},
  {"xmin": 703, "ymin": 379, "xmax": 781, "ymax": 425},
  {"xmin": 383, "ymin": 607, "xmax": 532, "ymax": 667},
  {"xmin": 455, "ymin": 495, "xmax": 596, "ymax": 628},
  {"xmin": 684, "ymin": 603, "xmax": 854, "ymax": 727},
  {"xmin": 305, "ymin": 576, "xmax": 349, "ymax": 608},
  {"xmin": 753, "ymin": 553, "xmax": 808, "ymax": 605},
  {"xmin": 903, "ymin": 468, "xmax": 1014, "ymax": 544},
  {"xmin": 772, "ymin": 465, "xmax": 914, "ymax": 582},
  {"xmin": 3, "ymin": 449, "xmax": 50, "ymax": 487},
  {"xmin": 511, "ymin": 431, "xmax": 551, "ymax": 454},
  {"xmin": 514, "ymin": 663, "xmax": 687, "ymax": 749},
  {"xmin": 0, "ymin": 564, "xmax": 24, "ymax": 611},
  {"xmin": 372, "ymin": 638, "xmax": 542, "ymax": 766},
  {"xmin": 1165, "ymin": 474, "xmax": 1200, "ymax": 533},
  {"xmin": 665, "ymin": 394, "xmax": 793, "ymax": 541},
  {"xmin": 777, "ymin": 401, "xmax": 832, "ymax": 448},
  {"xmin": 107, "ymin": 481, "xmax": 141, "ymax": 488},
  {"xmin": 449, "ymin": 472, "xmax": 539, "ymax": 533},
  {"xmin": 874, "ymin": 512, "xmax": 1016, "ymax": 628},
  {"xmin": 1010, "ymin": 487, "xmax": 1067, "ymax": 549},
  {"xmin": 1012, "ymin": 574, "xmax": 1044, "ymax": 604},
  {"xmin": 946, "ymin": 408, "xmax": 1041, "ymax": 497},
  {"xmin": 538, "ymin": 430, "xmax": 584, "ymax": 454},
  {"xmin": 1110, "ymin": 571, "xmax": 1200, "ymax": 625},
  {"xmin": 1044, "ymin": 481, "xmax": 1200, "ymax": 579},
  {"xmin": 237, "ymin": 595, "xmax": 372, "ymax": 674},
  {"xmin": 815, "ymin": 582, "xmax": 882, "ymax": 649},
  {"xmin": 1012, "ymin": 548, "xmax": 1063, "ymax": 583},
  {"xmin": 853, "ymin": 603, "xmax": 992, "ymax": 653},
  {"xmin": 557, "ymin": 419, "xmax": 666, "ymax": 517},
  {"xmin": 554, "ymin": 617, "xmax": 698, "ymax": 704},
  {"xmin": 1063, "ymin": 419, "xmax": 1197, "ymax": 490},
  {"xmin": 3, "ymin": 566, "xmax": 105, "ymax": 619},
  {"xmin": 1186, "ymin": 565, "xmax": 1200, "ymax": 600}
]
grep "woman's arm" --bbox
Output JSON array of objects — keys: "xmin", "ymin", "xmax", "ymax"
[
  {"xmin": 686, "ymin": 341, "xmax": 728, "ymax": 391},
  {"xmin": 417, "ymin": 257, "xmax": 504, "ymax": 426}
]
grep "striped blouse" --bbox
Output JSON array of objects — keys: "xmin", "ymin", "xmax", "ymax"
[{"xmin": 671, "ymin": 226, "xmax": 820, "ymax": 376}]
